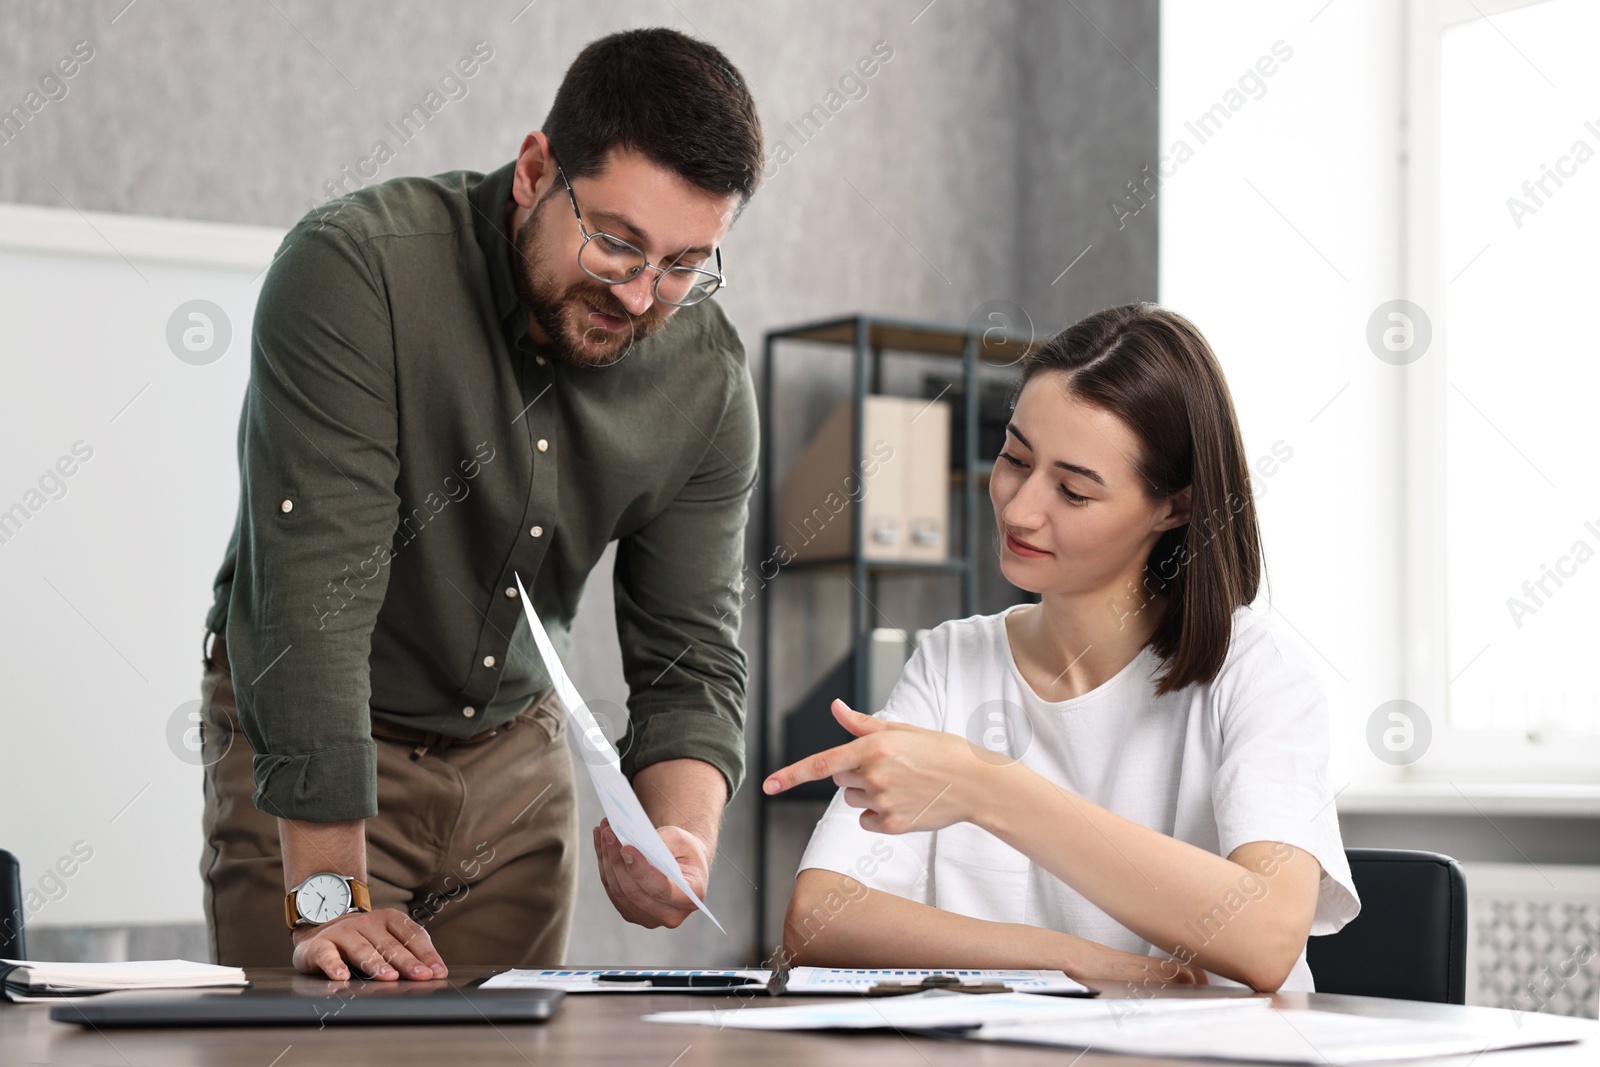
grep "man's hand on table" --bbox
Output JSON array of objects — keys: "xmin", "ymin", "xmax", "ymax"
[
  {"xmin": 290, "ymin": 908, "xmax": 449, "ymax": 982},
  {"xmin": 279, "ymin": 817, "xmax": 445, "ymax": 981}
]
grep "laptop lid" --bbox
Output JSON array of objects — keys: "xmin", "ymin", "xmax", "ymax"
[{"xmin": 51, "ymin": 986, "xmax": 562, "ymax": 1027}]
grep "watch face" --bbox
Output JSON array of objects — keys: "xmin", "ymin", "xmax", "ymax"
[{"xmin": 296, "ymin": 873, "xmax": 353, "ymax": 924}]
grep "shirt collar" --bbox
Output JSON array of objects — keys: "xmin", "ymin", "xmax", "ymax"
[{"xmin": 469, "ymin": 159, "xmax": 531, "ymax": 347}]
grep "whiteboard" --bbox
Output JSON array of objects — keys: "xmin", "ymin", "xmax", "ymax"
[{"xmin": 0, "ymin": 203, "xmax": 281, "ymax": 926}]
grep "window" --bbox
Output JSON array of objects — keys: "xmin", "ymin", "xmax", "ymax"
[
  {"xmin": 1161, "ymin": 0, "xmax": 1599, "ymax": 782},
  {"xmin": 1407, "ymin": 0, "xmax": 1600, "ymax": 769}
]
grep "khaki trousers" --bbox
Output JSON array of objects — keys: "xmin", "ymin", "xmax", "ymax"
[{"xmin": 198, "ymin": 633, "xmax": 578, "ymax": 969}]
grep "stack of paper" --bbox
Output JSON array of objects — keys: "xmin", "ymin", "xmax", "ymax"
[
  {"xmin": 971, "ymin": 1003, "xmax": 1598, "ymax": 1063},
  {"xmin": 1, "ymin": 959, "xmax": 249, "ymax": 1003},
  {"xmin": 644, "ymin": 988, "xmax": 1271, "ymax": 1030},
  {"xmin": 643, "ymin": 987, "xmax": 1596, "ymax": 1063}
]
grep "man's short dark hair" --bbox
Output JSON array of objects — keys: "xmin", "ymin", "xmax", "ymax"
[{"xmin": 543, "ymin": 28, "xmax": 763, "ymax": 202}]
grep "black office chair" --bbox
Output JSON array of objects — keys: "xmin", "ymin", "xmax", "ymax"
[
  {"xmin": 1, "ymin": 848, "xmax": 24, "ymax": 960},
  {"xmin": 1306, "ymin": 848, "xmax": 1467, "ymax": 1004}
]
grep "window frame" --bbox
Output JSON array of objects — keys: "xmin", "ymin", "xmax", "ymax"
[{"xmin": 1400, "ymin": 0, "xmax": 1600, "ymax": 780}]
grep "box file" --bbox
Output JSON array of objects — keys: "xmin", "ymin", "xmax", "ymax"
[{"xmin": 779, "ymin": 396, "xmax": 949, "ymax": 563}]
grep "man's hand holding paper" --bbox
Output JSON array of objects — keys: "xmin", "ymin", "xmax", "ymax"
[
  {"xmin": 515, "ymin": 574, "xmax": 725, "ymax": 933},
  {"xmin": 593, "ymin": 817, "xmax": 712, "ymax": 929}
]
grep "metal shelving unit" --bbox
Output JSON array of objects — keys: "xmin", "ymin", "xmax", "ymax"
[{"xmin": 752, "ymin": 313, "xmax": 1029, "ymax": 953}]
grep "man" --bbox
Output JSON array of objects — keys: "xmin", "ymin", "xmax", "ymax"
[{"xmin": 199, "ymin": 28, "xmax": 763, "ymax": 981}]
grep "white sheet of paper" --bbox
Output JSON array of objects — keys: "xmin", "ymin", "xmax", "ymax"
[
  {"xmin": 643, "ymin": 989, "xmax": 1271, "ymax": 1030},
  {"xmin": 481, "ymin": 969, "xmax": 772, "ymax": 993},
  {"xmin": 971, "ymin": 1005, "xmax": 1597, "ymax": 1063},
  {"xmin": 782, "ymin": 967, "xmax": 1090, "ymax": 996},
  {"xmin": 514, "ymin": 574, "xmax": 723, "ymax": 933}
]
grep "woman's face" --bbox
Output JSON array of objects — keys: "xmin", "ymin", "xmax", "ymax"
[{"xmin": 989, "ymin": 371, "xmax": 1190, "ymax": 603}]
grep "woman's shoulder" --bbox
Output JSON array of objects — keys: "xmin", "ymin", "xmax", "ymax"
[
  {"xmin": 1206, "ymin": 603, "xmax": 1328, "ymax": 709},
  {"xmin": 1221, "ymin": 605, "xmax": 1320, "ymax": 670}
]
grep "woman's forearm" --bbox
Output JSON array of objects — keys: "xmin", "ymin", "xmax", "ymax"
[
  {"xmin": 785, "ymin": 868, "xmax": 1074, "ymax": 968},
  {"xmin": 782, "ymin": 868, "xmax": 1205, "ymax": 988},
  {"xmin": 976, "ymin": 765, "xmax": 1317, "ymax": 991}
]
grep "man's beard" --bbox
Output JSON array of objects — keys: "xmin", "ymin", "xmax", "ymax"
[{"xmin": 510, "ymin": 203, "xmax": 671, "ymax": 368}]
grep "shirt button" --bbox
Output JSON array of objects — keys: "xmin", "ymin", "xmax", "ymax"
[
  {"xmin": 483, "ymin": 655, "xmax": 496, "ymax": 668},
  {"xmin": 280, "ymin": 499, "xmax": 293, "ymax": 513},
  {"xmin": 530, "ymin": 525, "xmax": 544, "ymax": 538},
  {"xmin": 504, "ymin": 586, "xmax": 518, "ymax": 599},
  {"xmin": 462, "ymin": 706, "xmax": 476, "ymax": 718},
  {"xmin": 535, "ymin": 356, "xmax": 547, "ymax": 366},
  {"xmin": 536, "ymin": 439, "xmax": 549, "ymax": 453}
]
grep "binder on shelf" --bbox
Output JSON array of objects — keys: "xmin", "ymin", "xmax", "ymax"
[
  {"xmin": 903, "ymin": 398, "xmax": 951, "ymax": 563},
  {"xmin": 778, "ymin": 396, "xmax": 950, "ymax": 564}
]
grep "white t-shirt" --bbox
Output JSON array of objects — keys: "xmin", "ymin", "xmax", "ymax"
[{"xmin": 796, "ymin": 603, "xmax": 1360, "ymax": 992}]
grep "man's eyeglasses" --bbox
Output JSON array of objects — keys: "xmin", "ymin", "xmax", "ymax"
[{"xmin": 552, "ymin": 158, "xmax": 725, "ymax": 308}]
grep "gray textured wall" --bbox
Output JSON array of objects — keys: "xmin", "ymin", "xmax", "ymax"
[{"xmin": 1, "ymin": 0, "xmax": 1158, "ymax": 965}]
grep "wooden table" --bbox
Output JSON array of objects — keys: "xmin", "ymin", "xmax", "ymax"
[{"xmin": 2, "ymin": 966, "xmax": 1593, "ymax": 1065}]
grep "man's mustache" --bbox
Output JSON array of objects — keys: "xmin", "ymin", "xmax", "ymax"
[
  {"xmin": 573, "ymin": 283, "xmax": 665, "ymax": 329},
  {"xmin": 577, "ymin": 287, "xmax": 630, "ymax": 319}
]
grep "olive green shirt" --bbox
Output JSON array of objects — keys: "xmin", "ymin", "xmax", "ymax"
[{"xmin": 206, "ymin": 161, "xmax": 757, "ymax": 823}]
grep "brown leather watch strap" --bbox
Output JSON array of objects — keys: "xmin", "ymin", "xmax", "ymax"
[{"xmin": 283, "ymin": 893, "xmax": 299, "ymax": 932}]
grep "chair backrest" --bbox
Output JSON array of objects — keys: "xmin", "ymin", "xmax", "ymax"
[
  {"xmin": 1, "ymin": 849, "xmax": 23, "ymax": 960},
  {"xmin": 1306, "ymin": 847, "xmax": 1466, "ymax": 1004}
]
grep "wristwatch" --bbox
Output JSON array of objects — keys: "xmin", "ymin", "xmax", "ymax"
[{"xmin": 284, "ymin": 872, "xmax": 373, "ymax": 931}]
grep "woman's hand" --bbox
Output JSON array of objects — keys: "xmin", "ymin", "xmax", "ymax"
[
  {"xmin": 1066, "ymin": 937, "xmax": 1211, "ymax": 987},
  {"xmin": 762, "ymin": 699, "xmax": 998, "ymax": 833}
]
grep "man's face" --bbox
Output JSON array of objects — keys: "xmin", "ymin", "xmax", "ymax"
[{"xmin": 509, "ymin": 142, "xmax": 739, "ymax": 368}]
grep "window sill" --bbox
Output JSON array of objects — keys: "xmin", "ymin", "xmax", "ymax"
[{"xmin": 1337, "ymin": 782, "xmax": 1600, "ymax": 818}]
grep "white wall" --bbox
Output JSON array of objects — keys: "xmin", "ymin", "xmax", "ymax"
[
  {"xmin": 1159, "ymin": 0, "xmax": 1407, "ymax": 789},
  {"xmin": 0, "ymin": 206, "xmax": 277, "ymax": 925}
]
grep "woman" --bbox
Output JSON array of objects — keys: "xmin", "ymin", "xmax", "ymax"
[{"xmin": 765, "ymin": 302, "xmax": 1358, "ymax": 992}]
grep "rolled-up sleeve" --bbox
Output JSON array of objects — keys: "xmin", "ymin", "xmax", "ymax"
[
  {"xmin": 226, "ymin": 218, "xmax": 400, "ymax": 823},
  {"xmin": 612, "ymin": 342, "xmax": 758, "ymax": 799}
]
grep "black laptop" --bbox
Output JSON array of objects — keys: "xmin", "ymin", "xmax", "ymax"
[{"xmin": 51, "ymin": 985, "xmax": 562, "ymax": 1027}]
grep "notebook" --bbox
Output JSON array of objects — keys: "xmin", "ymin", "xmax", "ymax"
[{"xmin": 1, "ymin": 959, "xmax": 248, "ymax": 1003}]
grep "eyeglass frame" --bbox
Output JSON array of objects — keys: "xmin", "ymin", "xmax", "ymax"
[{"xmin": 550, "ymin": 157, "xmax": 727, "ymax": 307}]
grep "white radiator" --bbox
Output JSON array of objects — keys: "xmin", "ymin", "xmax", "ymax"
[{"xmin": 1463, "ymin": 862, "xmax": 1600, "ymax": 1019}]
